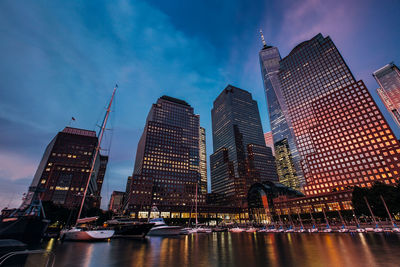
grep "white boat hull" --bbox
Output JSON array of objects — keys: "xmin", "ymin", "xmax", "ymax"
[
  {"xmin": 61, "ymin": 229, "xmax": 114, "ymax": 241},
  {"xmin": 229, "ymin": 228, "xmax": 244, "ymax": 233},
  {"xmin": 148, "ymin": 226, "xmax": 182, "ymax": 236}
]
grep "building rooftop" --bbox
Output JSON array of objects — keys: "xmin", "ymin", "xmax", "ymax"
[
  {"xmin": 62, "ymin": 127, "xmax": 97, "ymax": 137},
  {"xmin": 160, "ymin": 95, "xmax": 190, "ymax": 107}
]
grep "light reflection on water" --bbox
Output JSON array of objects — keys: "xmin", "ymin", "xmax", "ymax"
[{"xmin": 48, "ymin": 233, "xmax": 400, "ymax": 267}]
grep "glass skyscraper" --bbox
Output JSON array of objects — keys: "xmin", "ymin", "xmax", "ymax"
[
  {"xmin": 128, "ymin": 96, "xmax": 203, "ymax": 212},
  {"xmin": 199, "ymin": 127, "xmax": 208, "ymax": 194},
  {"xmin": 373, "ymin": 62, "xmax": 400, "ymax": 128},
  {"xmin": 267, "ymin": 33, "xmax": 400, "ymax": 196},
  {"xmin": 259, "ymin": 39, "xmax": 304, "ymax": 191},
  {"xmin": 210, "ymin": 85, "xmax": 278, "ymax": 206}
]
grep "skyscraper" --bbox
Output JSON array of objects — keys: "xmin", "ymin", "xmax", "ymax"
[
  {"xmin": 263, "ymin": 33, "xmax": 400, "ymax": 196},
  {"xmin": 264, "ymin": 132, "xmax": 274, "ymax": 151},
  {"xmin": 93, "ymin": 155, "xmax": 109, "ymax": 208},
  {"xmin": 373, "ymin": 62, "xmax": 400, "ymax": 128},
  {"xmin": 127, "ymin": 96, "xmax": 203, "ymax": 213},
  {"xmin": 210, "ymin": 85, "xmax": 278, "ymax": 206},
  {"xmin": 199, "ymin": 127, "xmax": 208, "ymax": 194},
  {"xmin": 22, "ymin": 127, "xmax": 105, "ymax": 209},
  {"xmin": 259, "ymin": 32, "xmax": 304, "ymax": 191}
]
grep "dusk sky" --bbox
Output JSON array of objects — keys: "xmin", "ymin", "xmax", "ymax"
[{"xmin": 1, "ymin": 0, "xmax": 399, "ymax": 209}]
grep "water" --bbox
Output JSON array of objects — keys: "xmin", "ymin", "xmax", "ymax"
[{"xmin": 42, "ymin": 233, "xmax": 400, "ymax": 266}]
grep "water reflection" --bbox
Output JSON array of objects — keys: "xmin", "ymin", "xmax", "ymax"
[{"xmin": 48, "ymin": 233, "xmax": 400, "ymax": 267}]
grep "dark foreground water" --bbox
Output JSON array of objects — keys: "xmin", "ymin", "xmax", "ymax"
[{"xmin": 35, "ymin": 233, "xmax": 400, "ymax": 267}]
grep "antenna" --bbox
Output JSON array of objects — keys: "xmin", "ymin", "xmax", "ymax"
[{"xmin": 260, "ymin": 29, "xmax": 267, "ymax": 47}]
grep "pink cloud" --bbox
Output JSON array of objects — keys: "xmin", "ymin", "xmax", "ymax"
[
  {"xmin": 0, "ymin": 151, "xmax": 37, "ymax": 181},
  {"xmin": 274, "ymin": 0, "xmax": 366, "ymax": 52}
]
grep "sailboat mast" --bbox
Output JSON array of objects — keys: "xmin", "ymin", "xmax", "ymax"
[
  {"xmin": 75, "ymin": 85, "xmax": 117, "ymax": 224},
  {"xmin": 380, "ymin": 195, "xmax": 396, "ymax": 227},
  {"xmin": 297, "ymin": 211, "xmax": 304, "ymax": 229},
  {"xmin": 363, "ymin": 196, "xmax": 378, "ymax": 227},
  {"xmin": 322, "ymin": 208, "xmax": 330, "ymax": 228}
]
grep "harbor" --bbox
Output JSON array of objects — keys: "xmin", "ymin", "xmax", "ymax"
[{"xmin": 6, "ymin": 232, "xmax": 400, "ymax": 267}]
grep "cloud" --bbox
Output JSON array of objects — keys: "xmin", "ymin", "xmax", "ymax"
[
  {"xmin": 270, "ymin": 0, "xmax": 366, "ymax": 54},
  {"xmin": 0, "ymin": 0, "xmax": 225, "ymax": 208},
  {"xmin": 0, "ymin": 151, "xmax": 37, "ymax": 181}
]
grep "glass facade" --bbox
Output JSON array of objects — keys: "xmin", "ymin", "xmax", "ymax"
[
  {"xmin": 259, "ymin": 44, "xmax": 304, "ymax": 191},
  {"xmin": 210, "ymin": 85, "xmax": 278, "ymax": 207},
  {"xmin": 373, "ymin": 62, "xmax": 400, "ymax": 128},
  {"xmin": 276, "ymin": 33, "xmax": 400, "ymax": 196},
  {"xmin": 129, "ymin": 96, "xmax": 203, "ymax": 211},
  {"xmin": 199, "ymin": 127, "xmax": 208, "ymax": 194}
]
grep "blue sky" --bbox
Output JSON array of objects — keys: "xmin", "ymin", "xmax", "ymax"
[{"xmin": 0, "ymin": 0, "xmax": 399, "ymax": 209}]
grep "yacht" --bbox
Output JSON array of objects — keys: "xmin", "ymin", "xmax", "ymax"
[
  {"xmin": 180, "ymin": 228, "xmax": 196, "ymax": 235},
  {"xmin": 61, "ymin": 217, "xmax": 114, "ymax": 241},
  {"xmin": 147, "ymin": 218, "xmax": 182, "ymax": 236},
  {"xmin": 196, "ymin": 227, "xmax": 212, "ymax": 233},
  {"xmin": 229, "ymin": 227, "xmax": 244, "ymax": 233},
  {"xmin": 246, "ymin": 227, "xmax": 257, "ymax": 233},
  {"xmin": 107, "ymin": 218, "xmax": 154, "ymax": 238}
]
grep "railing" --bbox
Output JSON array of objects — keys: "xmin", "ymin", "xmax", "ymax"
[{"xmin": 0, "ymin": 249, "xmax": 55, "ymax": 267}]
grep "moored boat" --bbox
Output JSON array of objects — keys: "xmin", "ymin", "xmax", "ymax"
[
  {"xmin": 147, "ymin": 218, "xmax": 182, "ymax": 236},
  {"xmin": 60, "ymin": 86, "xmax": 117, "ymax": 242},
  {"xmin": 196, "ymin": 227, "xmax": 212, "ymax": 233},
  {"xmin": 0, "ymin": 199, "xmax": 49, "ymax": 244},
  {"xmin": 61, "ymin": 217, "xmax": 114, "ymax": 241},
  {"xmin": 246, "ymin": 227, "xmax": 257, "ymax": 233},
  {"xmin": 107, "ymin": 218, "xmax": 154, "ymax": 238},
  {"xmin": 229, "ymin": 227, "xmax": 244, "ymax": 233}
]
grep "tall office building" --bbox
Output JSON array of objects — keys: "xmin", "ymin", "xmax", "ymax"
[
  {"xmin": 93, "ymin": 155, "xmax": 109, "ymax": 208},
  {"xmin": 263, "ymin": 33, "xmax": 400, "ymax": 196},
  {"xmin": 264, "ymin": 132, "xmax": 274, "ymax": 150},
  {"xmin": 373, "ymin": 62, "xmax": 400, "ymax": 128},
  {"xmin": 210, "ymin": 85, "xmax": 278, "ymax": 206},
  {"xmin": 108, "ymin": 191, "xmax": 125, "ymax": 212},
  {"xmin": 259, "ymin": 33, "xmax": 304, "ymax": 191},
  {"xmin": 199, "ymin": 127, "xmax": 208, "ymax": 194},
  {"xmin": 22, "ymin": 127, "xmax": 105, "ymax": 209},
  {"xmin": 128, "ymin": 96, "xmax": 203, "ymax": 212}
]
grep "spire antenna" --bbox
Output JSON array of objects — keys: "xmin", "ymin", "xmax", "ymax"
[{"xmin": 259, "ymin": 29, "xmax": 267, "ymax": 47}]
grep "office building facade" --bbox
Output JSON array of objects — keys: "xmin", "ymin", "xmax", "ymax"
[
  {"xmin": 199, "ymin": 127, "xmax": 208, "ymax": 194},
  {"xmin": 210, "ymin": 85, "xmax": 278, "ymax": 207},
  {"xmin": 373, "ymin": 62, "xmax": 400, "ymax": 128},
  {"xmin": 259, "ymin": 39, "xmax": 304, "ymax": 191},
  {"xmin": 127, "ymin": 96, "xmax": 203, "ymax": 213},
  {"xmin": 23, "ymin": 127, "xmax": 105, "ymax": 209},
  {"xmin": 274, "ymin": 33, "xmax": 400, "ymax": 196}
]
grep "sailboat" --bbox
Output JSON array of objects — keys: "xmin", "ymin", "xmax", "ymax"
[
  {"xmin": 60, "ymin": 85, "xmax": 117, "ymax": 241},
  {"xmin": 351, "ymin": 209, "xmax": 365, "ymax": 233},
  {"xmin": 363, "ymin": 196, "xmax": 383, "ymax": 233},
  {"xmin": 380, "ymin": 195, "xmax": 400, "ymax": 233},
  {"xmin": 337, "ymin": 209, "xmax": 349, "ymax": 233},
  {"xmin": 193, "ymin": 183, "xmax": 211, "ymax": 234},
  {"xmin": 296, "ymin": 211, "xmax": 306, "ymax": 233},
  {"xmin": 308, "ymin": 210, "xmax": 318, "ymax": 233},
  {"xmin": 322, "ymin": 208, "xmax": 332, "ymax": 233}
]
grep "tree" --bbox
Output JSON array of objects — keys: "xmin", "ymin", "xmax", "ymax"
[{"xmin": 352, "ymin": 182, "xmax": 400, "ymax": 218}]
